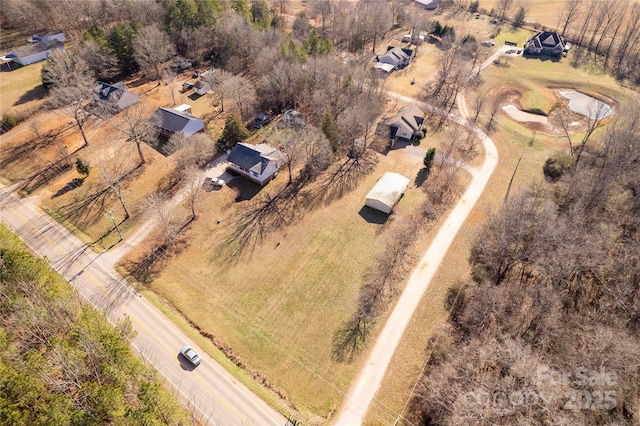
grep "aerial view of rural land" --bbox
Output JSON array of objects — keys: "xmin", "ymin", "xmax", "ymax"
[{"xmin": 0, "ymin": 0, "xmax": 638, "ymax": 424}]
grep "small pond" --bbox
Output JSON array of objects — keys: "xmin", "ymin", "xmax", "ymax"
[
  {"xmin": 502, "ymin": 105, "xmax": 549, "ymax": 124},
  {"xmin": 560, "ymin": 91, "xmax": 612, "ymax": 119}
]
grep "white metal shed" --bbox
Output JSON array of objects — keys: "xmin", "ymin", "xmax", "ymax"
[{"xmin": 365, "ymin": 172, "xmax": 410, "ymax": 214}]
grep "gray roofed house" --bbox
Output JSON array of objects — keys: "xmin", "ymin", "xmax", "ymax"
[
  {"xmin": 5, "ymin": 40, "xmax": 64, "ymax": 66},
  {"xmin": 155, "ymin": 107, "xmax": 205, "ymax": 137},
  {"xmin": 378, "ymin": 46, "xmax": 413, "ymax": 70},
  {"xmin": 523, "ymin": 31, "xmax": 566, "ymax": 57},
  {"xmin": 29, "ymin": 30, "xmax": 65, "ymax": 43},
  {"xmin": 227, "ymin": 142, "xmax": 286, "ymax": 185},
  {"xmin": 385, "ymin": 104, "xmax": 425, "ymax": 146},
  {"xmin": 94, "ymin": 81, "xmax": 139, "ymax": 112}
]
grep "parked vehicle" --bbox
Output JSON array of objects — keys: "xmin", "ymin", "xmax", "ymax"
[
  {"xmin": 248, "ymin": 113, "xmax": 270, "ymax": 129},
  {"xmin": 180, "ymin": 345, "xmax": 201, "ymax": 366}
]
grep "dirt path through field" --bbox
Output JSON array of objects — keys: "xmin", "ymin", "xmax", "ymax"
[{"xmin": 335, "ymin": 88, "xmax": 499, "ymax": 424}]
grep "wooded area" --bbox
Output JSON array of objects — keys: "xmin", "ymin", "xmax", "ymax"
[
  {"xmin": 408, "ymin": 109, "xmax": 640, "ymax": 424},
  {"xmin": 0, "ymin": 224, "xmax": 186, "ymax": 424}
]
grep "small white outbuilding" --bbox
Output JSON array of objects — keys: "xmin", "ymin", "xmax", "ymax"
[{"xmin": 365, "ymin": 172, "xmax": 410, "ymax": 214}]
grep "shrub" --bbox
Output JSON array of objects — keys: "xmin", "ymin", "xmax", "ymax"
[
  {"xmin": 543, "ymin": 152, "xmax": 574, "ymax": 181},
  {"xmin": 76, "ymin": 157, "xmax": 91, "ymax": 177},
  {"xmin": 468, "ymin": 0, "xmax": 479, "ymax": 13},
  {"xmin": 2, "ymin": 113, "xmax": 17, "ymax": 130}
]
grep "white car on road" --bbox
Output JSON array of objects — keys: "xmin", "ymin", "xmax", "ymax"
[{"xmin": 180, "ymin": 345, "xmax": 202, "ymax": 366}]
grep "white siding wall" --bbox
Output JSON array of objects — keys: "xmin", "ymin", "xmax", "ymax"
[{"xmin": 16, "ymin": 51, "xmax": 49, "ymax": 66}]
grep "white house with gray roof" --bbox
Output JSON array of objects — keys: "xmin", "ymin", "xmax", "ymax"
[
  {"xmin": 226, "ymin": 142, "xmax": 286, "ymax": 185},
  {"xmin": 95, "ymin": 81, "xmax": 138, "ymax": 112},
  {"xmin": 4, "ymin": 40, "xmax": 64, "ymax": 66},
  {"xmin": 379, "ymin": 46, "xmax": 413, "ymax": 70},
  {"xmin": 28, "ymin": 30, "xmax": 65, "ymax": 43},
  {"xmin": 154, "ymin": 107, "xmax": 204, "ymax": 137},
  {"xmin": 385, "ymin": 104, "xmax": 425, "ymax": 146}
]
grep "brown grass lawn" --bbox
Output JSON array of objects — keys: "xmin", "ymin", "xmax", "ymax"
[
  {"xmin": 119, "ymin": 145, "xmax": 438, "ymax": 420},
  {"xmin": 0, "ymin": 61, "xmax": 47, "ymax": 117}
]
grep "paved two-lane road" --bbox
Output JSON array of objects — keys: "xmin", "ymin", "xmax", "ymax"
[{"xmin": 0, "ymin": 185, "xmax": 287, "ymax": 426}]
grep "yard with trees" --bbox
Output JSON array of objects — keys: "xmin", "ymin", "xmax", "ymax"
[{"xmin": 1, "ymin": 0, "xmax": 640, "ymax": 424}]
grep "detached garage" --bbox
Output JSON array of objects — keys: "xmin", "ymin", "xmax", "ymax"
[{"xmin": 365, "ymin": 172, "xmax": 410, "ymax": 214}]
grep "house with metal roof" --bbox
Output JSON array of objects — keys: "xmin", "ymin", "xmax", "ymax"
[
  {"xmin": 385, "ymin": 104, "xmax": 425, "ymax": 146},
  {"xmin": 365, "ymin": 172, "xmax": 410, "ymax": 214},
  {"xmin": 523, "ymin": 31, "xmax": 566, "ymax": 57},
  {"xmin": 226, "ymin": 142, "xmax": 286, "ymax": 185},
  {"xmin": 154, "ymin": 107, "xmax": 204, "ymax": 137},
  {"xmin": 4, "ymin": 40, "xmax": 64, "ymax": 66},
  {"xmin": 94, "ymin": 81, "xmax": 138, "ymax": 112}
]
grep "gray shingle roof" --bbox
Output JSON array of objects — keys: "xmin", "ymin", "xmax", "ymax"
[
  {"xmin": 156, "ymin": 107, "xmax": 200, "ymax": 133},
  {"xmin": 227, "ymin": 142, "xmax": 284, "ymax": 173},
  {"xmin": 385, "ymin": 104, "xmax": 425, "ymax": 136}
]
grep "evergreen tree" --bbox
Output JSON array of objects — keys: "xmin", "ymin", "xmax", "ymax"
[
  {"xmin": 108, "ymin": 21, "xmax": 140, "ymax": 73},
  {"xmin": 423, "ymin": 147, "xmax": 436, "ymax": 173},
  {"xmin": 217, "ymin": 113, "xmax": 250, "ymax": 151},
  {"xmin": 75, "ymin": 157, "xmax": 91, "ymax": 178},
  {"xmin": 321, "ymin": 111, "xmax": 340, "ymax": 151},
  {"xmin": 250, "ymin": 0, "xmax": 271, "ymax": 28}
]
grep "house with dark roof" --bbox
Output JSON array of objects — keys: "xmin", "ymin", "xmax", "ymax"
[
  {"xmin": 385, "ymin": 104, "xmax": 425, "ymax": 146},
  {"xmin": 226, "ymin": 142, "xmax": 286, "ymax": 185},
  {"xmin": 154, "ymin": 107, "xmax": 204, "ymax": 137},
  {"xmin": 94, "ymin": 81, "xmax": 138, "ymax": 112},
  {"xmin": 5, "ymin": 40, "xmax": 64, "ymax": 66},
  {"xmin": 28, "ymin": 30, "xmax": 65, "ymax": 43},
  {"xmin": 523, "ymin": 31, "xmax": 566, "ymax": 57},
  {"xmin": 378, "ymin": 46, "xmax": 414, "ymax": 70}
]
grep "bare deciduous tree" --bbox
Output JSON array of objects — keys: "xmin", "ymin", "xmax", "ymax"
[
  {"xmin": 133, "ymin": 25, "xmax": 176, "ymax": 80},
  {"xmin": 559, "ymin": 0, "xmax": 582, "ymax": 36},
  {"xmin": 182, "ymin": 165, "xmax": 202, "ymax": 221},
  {"xmin": 110, "ymin": 103, "xmax": 157, "ymax": 165},
  {"xmin": 143, "ymin": 192, "xmax": 178, "ymax": 244},
  {"xmin": 366, "ymin": 0, "xmax": 393, "ymax": 53},
  {"xmin": 43, "ymin": 50, "xmax": 95, "ymax": 148},
  {"xmin": 161, "ymin": 69, "xmax": 181, "ymax": 107}
]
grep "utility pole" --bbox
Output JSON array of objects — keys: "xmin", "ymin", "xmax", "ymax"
[
  {"xmin": 104, "ymin": 210, "xmax": 123, "ymax": 241},
  {"xmin": 504, "ymin": 151, "xmax": 524, "ymax": 205}
]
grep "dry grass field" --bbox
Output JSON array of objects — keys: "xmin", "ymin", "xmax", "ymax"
[
  {"xmin": 364, "ymin": 27, "xmax": 640, "ymax": 426},
  {"xmin": 1, "ymin": 1, "xmax": 639, "ymax": 423}
]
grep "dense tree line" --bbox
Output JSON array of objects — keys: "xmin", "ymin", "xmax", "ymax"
[
  {"xmin": 0, "ymin": 224, "xmax": 186, "ymax": 424},
  {"xmin": 407, "ymin": 110, "xmax": 640, "ymax": 424}
]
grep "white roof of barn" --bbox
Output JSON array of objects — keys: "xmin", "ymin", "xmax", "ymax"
[{"xmin": 365, "ymin": 172, "xmax": 410, "ymax": 214}]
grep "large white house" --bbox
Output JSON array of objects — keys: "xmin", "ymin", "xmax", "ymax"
[
  {"xmin": 226, "ymin": 142, "xmax": 286, "ymax": 186},
  {"xmin": 385, "ymin": 104, "xmax": 425, "ymax": 145},
  {"xmin": 5, "ymin": 40, "xmax": 65, "ymax": 66}
]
